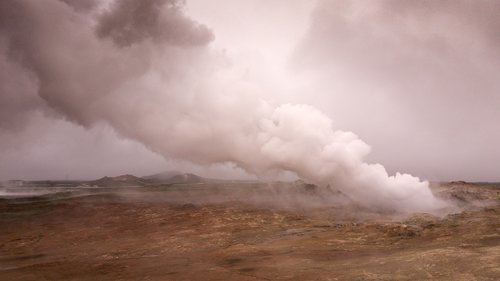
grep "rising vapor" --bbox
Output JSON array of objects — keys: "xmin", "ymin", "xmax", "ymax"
[{"xmin": 0, "ymin": 0, "xmax": 448, "ymax": 212}]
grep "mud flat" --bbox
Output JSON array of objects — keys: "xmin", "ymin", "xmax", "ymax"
[{"xmin": 0, "ymin": 182, "xmax": 499, "ymax": 280}]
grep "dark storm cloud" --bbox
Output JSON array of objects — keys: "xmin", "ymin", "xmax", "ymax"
[
  {"xmin": 96, "ymin": 0, "xmax": 213, "ymax": 47},
  {"xmin": 0, "ymin": 0, "xmax": 214, "ymax": 126},
  {"xmin": 59, "ymin": 0, "xmax": 99, "ymax": 12},
  {"xmin": 294, "ymin": 0, "xmax": 500, "ymax": 181}
]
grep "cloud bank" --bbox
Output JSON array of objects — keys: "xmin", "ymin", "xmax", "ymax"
[{"xmin": 293, "ymin": 0, "xmax": 500, "ymax": 181}]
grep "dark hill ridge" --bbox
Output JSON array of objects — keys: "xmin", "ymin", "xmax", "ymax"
[
  {"xmin": 142, "ymin": 171, "xmax": 180, "ymax": 182},
  {"xmin": 88, "ymin": 174, "xmax": 150, "ymax": 187},
  {"xmin": 163, "ymin": 173, "xmax": 206, "ymax": 184},
  {"xmin": 143, "ymin": 172, "xmax": 218, "ymax": 184},
  {"xmin": 88, "ymin": 173, "xmax": 215, "ymax": 187}
]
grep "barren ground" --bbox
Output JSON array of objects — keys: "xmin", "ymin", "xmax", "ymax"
[{"xmin": 0, "ymin": 182, "xmax": 499, "ymax": 280}]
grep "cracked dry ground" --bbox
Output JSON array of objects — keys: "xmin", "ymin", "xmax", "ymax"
[{"xmin": 0, "ymin": 186, "xmax": 499, "ymax": 281}]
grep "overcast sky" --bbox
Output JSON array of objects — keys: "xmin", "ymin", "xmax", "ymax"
[{"xmin": 1, "ymin": 0, "xmax": 499, "ymax": 182}]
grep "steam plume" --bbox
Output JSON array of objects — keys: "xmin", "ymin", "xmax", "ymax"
[{"xmin": 0, "ymin": 0, "xmax": 446, "ymax": 212}]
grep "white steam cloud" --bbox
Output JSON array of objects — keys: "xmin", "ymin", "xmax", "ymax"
[{"xmin": 0, "ymin": 0, "xmax": 447, "ymax": 212}]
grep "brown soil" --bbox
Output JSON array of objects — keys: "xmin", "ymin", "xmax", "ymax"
[{"xmin": 0, "ymin": 183, "xmax": 499, "ymax": 281}]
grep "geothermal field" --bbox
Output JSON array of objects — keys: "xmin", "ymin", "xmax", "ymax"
[
  {"xmin": 1, "ymin": 0, "xmax": 500, "ymax": 280},
  {"xmin": 0, "ymin": 179, "xmax": 499, "ymax": 280}
]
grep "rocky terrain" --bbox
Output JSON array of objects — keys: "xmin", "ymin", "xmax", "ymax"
[{"xmin": 0, "ymin": 181, "xmax": 499, "ymax": 280}]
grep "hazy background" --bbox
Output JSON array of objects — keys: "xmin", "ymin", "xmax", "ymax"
[{"xmin": 1, "ymin": 0, "xmax": 499, "ymax": 182}]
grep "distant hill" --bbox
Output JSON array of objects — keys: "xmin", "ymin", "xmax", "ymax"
[
  {"xmin": 86, "ymin": 172, "xmax": 231, "ymax": 187},
  {"xmin": 88, "ymin": 174, "xmax": 150, "ymax": 187},
  {"xmin": 163, "ymin": 173, "xmax": 207, "ymax": 184},
  {"xmin": 143, "ymin": 172, "xmax": 210, "ymax": 184},
  {"xmin": 142, "ymin": 171, "xmax": 180, "ymax": 182},
  {"xmin": 87, "ymin": 172, "xmax": 216, "ymax": 187}
]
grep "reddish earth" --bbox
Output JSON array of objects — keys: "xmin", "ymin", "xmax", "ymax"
[{"xmin": 0, "ymin": 182, "xmax": 499, "ymax": 280}]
